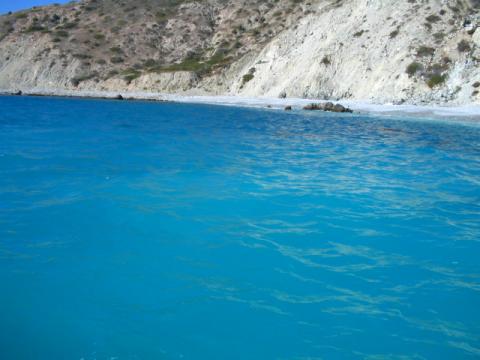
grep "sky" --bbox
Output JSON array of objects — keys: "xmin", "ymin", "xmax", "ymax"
[{"xmin": 0, "ymin": 0, "xmax": 70, "ymax": 14}]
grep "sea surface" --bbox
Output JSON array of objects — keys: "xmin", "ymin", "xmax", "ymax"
[{"xmin": 1, "ymin": 96, "xmax": 480, "ymax": 360}]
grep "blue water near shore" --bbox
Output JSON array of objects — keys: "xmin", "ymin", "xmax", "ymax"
[{"xmin": 1, "ymin": 96, "xmax": 480, "ymax": 359}]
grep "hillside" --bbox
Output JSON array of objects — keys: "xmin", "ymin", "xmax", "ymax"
[{"xmin": 0, "ymin": 0, "xmax": 479, "ymax": 105}]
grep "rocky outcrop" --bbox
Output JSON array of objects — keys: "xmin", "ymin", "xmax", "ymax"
[
  {"xmin": 303, "ymin": 102, "xmax": 353, "ymax": 113},
  {"xmin": 0, "ymin": 0, "xmax": 479, "ymax": 105}
]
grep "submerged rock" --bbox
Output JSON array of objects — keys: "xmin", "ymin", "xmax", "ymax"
[
  {"xmin": 303, "ymin": 102, "xmax": 353, "ymax": 113},
  {"xmin": 115, "ymin": 94, "xmax": 124, "ymax": 100}
]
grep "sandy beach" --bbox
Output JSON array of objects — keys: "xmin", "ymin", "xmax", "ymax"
[{"xmin": 2, "ymin": 88, "xmax": 480, "ymax": 124}]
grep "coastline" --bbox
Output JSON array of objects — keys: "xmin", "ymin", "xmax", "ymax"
[{"xmin": 2, "ymin": 88, "xmax": 480, "ymax": 124}]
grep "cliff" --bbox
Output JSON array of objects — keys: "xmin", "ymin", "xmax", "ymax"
[{"xmin": 0, "ymin": 0, "xmax": 479, "ymax": 105}]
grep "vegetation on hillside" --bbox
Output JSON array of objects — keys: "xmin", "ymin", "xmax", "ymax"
[{"xmin": 0, "ymin": 0, "xmax": 312, "ymax": 86}]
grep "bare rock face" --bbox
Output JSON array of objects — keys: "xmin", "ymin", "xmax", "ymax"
[
  {"xmin": 473, "ymin": 28, "xmax": 480, "ymax": 47},
  {"xmin": 0, "ymin": 0, "xmax": 479, "ymax": 105}
]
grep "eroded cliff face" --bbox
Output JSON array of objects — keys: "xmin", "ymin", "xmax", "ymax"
[
  {"xmin": 0, "ymin": 0, "xmax": 479, "ymax": 105},
  {"xmin": 233, "ymin": 0, "xmax": 480, "ymax": 105}
]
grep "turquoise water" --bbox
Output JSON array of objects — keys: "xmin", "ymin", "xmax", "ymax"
[{"xmin": 1, "ymin": 96, "xmax": 480, "ymax": 360}]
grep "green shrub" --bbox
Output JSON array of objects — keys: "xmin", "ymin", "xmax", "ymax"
[
  {"xmin": 433, "ymin": 32, "xmax": 445, "ymax": 42},
  {"xmin": 62, "ymin": 22, "xmax": 77, "ymax": 29},
  {"xmin": 155, "ymin": 48, "xmax": 233, "ymax": 77},
  {"xmin": 416, "ymin": 46, "xmax": 435, "ymax": 57},
  {"xmin": 389, "ymin": 29, "xmax": 399, "ymax": 38},
  {"xmin": 353, "ymin": 30, "xmax": 365, "ymax": 37},
  {"xmin": 73, "ymin": 53, "xmax": 91, "ymax": 60},
  {"xmin": 160, "ymin": 58, "xmax": 206, "ymax": 73},
  {"xmin": 406, "ymin": 62, "xmax": 423, "ymax": 76},
  {"xmin": 426, "ymin": 74, "xmax": 446, "ymax": 88},
  {"xmin": 54, "ymin": 30, "xmax": 69, "ymax": 37},
  {"xmin": 109, "ymin": 46, "xmax": 123, "ymax": 54},
  {"xmin": 241, "ymin": 67, "xmax": 256, "ymax": 87},
  {"xmin": 143, "ymin": 59, "xmax": 158, "ymax": 68},
  {"xmin": 242, "ymin": 73, "xmax": 254, "ymax": 83},
  {"xmin": 426, "ymin": 15, "xmax": 441, "ymax": 23},
  {"xmin": 25, "ymin": 24, "xmax": 45, "ymax": 32},
  {"xmin": 110, "ymin": 56, "xmax": 124, "ymax": 64},
  {"xmin": 457, "ymin": 40, "xmax": 471, "ymax": 52},
  {"xmin": 155, "ymin": 11, "xmax": 168, "ymax": 21}
]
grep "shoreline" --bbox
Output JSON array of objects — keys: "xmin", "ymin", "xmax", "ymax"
[{"xmin": 2, "ymin": 88, "xmax": 480, "ymax": 123}]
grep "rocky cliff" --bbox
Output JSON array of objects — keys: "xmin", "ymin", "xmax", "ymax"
[{"xmin": 0, "ymin": 0, "xmax": 479, "ymax": 105}]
